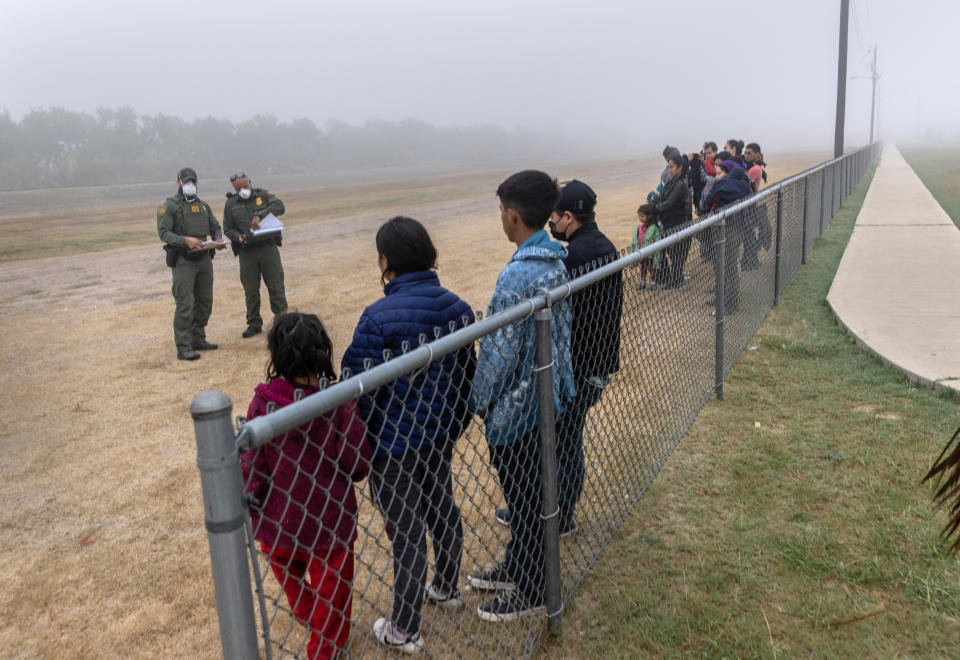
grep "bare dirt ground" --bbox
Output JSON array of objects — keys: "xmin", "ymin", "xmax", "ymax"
[{"xmin": 0, "ymin": 153, "xmax": 825, "ymax": 658}]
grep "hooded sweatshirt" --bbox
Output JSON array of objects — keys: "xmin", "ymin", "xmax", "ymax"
[
  {"xmin": 706, "ymin": 166, "xmax": 752, "ymax": 211},
  {"xmin": 241, "ymin": 378, "xmax": 372, "ymax": 552},
  {"xmin": 470, "ymin": 229, "xmax": 576, "ymax": 446}
]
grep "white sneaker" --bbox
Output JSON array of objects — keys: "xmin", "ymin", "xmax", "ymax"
[
  {"xmin": 424, "ymin": 584, "xmax": 465, "ymax": 610},
  {"xmin": 373, "ymin": 618, "xmax": 425, "ymax": 654}
]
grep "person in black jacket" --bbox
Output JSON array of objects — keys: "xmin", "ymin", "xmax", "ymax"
[
  {"xmin": 704, "ymin": 161, "xmax": 753, "ymax": 313},
  {"xmin": 495, "ymin": 179, "xmax": 623, "ymax": 536},
  {"xmin": 656, "ymin": 154, "xmax": 693, "ymax": 288},
  {"xmin": 548, "ymin": 180, "xmax": 623, "ymax": 533}
]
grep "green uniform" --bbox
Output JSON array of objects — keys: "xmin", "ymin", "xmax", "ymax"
[
  {"xmin": 222, "ymin": 187, "xmax": 288, "ymax": 331},
  {"xmin": 157, "ymin": 192, "xmax": 223, "ymax": 353}
]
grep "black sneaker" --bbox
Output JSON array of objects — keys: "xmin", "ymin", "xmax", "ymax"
[
  {"xmin": 467, "ymin": 561, "xmax": 513, "ymax": 591},
  {"xmin": 477, "ymin": 590, "xmax": 544, "ymax": 622},
  {"xmin": 495, "ymin": 507, "xmax": 511, "ymax": 527},
  {"xmin": 241, "ymin": 326, "xmax": 262, "ymax": 338}
]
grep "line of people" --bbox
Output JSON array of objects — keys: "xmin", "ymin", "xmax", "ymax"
[
  {"xmin": 187, "ymin": 144, "xmax": 769, "ymax": 656},
  {"xmin": 239, "ymin": 171, "xmax": 623, "ymax": 657},
  {"xmin": 636, "ymin": 140, "xmax": 771, "ymax": 311}
]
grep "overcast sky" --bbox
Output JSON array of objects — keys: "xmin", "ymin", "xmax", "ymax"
[{"xmin": 3, "ymin": 0, "xmax": 959, "ymax": 154}]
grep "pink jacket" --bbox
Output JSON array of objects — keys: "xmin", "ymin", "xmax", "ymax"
[{"xmin": 241, "ymin": 378, "xmax": 372, "ymax": 553}]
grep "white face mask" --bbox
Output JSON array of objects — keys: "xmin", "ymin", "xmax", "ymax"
[
  {"xmin": 181, "ymin": 182, "xmax": 197, "ymax": 197},
  {"xmin": 238, "ymin": 187, "xmax": 252, "ymax": 199}
]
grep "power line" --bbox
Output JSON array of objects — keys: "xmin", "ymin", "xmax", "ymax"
[{"xmin": 850, "ymin": 0, "xmax": 871, "ymax": 71}]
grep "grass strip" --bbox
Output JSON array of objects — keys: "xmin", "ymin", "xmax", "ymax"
[
  {"xmin": 901, "ymin": 147, "xmax": 960, "ymax": 229},
  {"xmin": 543, "ymin": 161, "xmax": 960, "ymax": 658}
]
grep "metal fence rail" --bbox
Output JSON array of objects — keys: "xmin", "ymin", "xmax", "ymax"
[{"xmin": 193, "ymin": 143, "xmax": 880, "ymax": 658}]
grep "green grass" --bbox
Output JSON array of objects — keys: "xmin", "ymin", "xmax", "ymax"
[
  {"xmin": 543, "ymin": 161, "xmax": 960, "ymax": 658},
  {"xmin": 901, "ymin": 146, "xmax": 960, "ymax": 229}
]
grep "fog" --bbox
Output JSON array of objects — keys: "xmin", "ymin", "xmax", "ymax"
[{"xmin": 3, "ymin": 0, "xmax": 959, "ymax": 166}]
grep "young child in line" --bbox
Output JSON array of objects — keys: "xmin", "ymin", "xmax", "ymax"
[
  {"xmin": 630, "ymin": 203, "xmax": 663, "ymax": 290},
  {"xmin": 241, "ymin": 312, "xmax": 372, "ymax": 660}
]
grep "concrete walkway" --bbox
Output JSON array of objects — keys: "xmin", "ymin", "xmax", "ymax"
[{"xmin": 827, "ymin": 145, "xmax": 960, "ymax": 393}]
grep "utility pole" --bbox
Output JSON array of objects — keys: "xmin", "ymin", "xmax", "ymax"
[
  {"xmin": 869, "ymin": 46, "xmax": 880, "ymax": 144},
  {"xmin": 834, "ymin": 0, "xmax": 849, "ymax": 157}
]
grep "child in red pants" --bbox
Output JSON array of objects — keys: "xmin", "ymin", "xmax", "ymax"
[{"xmin": 242, "ymin": 313, "xmax": 372, "ymax": 659}]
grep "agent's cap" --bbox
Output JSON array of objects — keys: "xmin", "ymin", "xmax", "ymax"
[
  {"xmin": 177, "ymin": 167, "xmax": 198, "ymax": 183},
  {"xmin": 555, "ymin": 179, "xmax": 597, "ymax": 215}
]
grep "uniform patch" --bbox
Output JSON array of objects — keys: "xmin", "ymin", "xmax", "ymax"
[
  {"xmin": 191, "ymin": 205, "xmax": 200, "ymax": 212},
  {"xmin": 158, "ymin": 205, "xmax": 167, "ymax": 215},
  {"xmin": 255, "ymin": 197, "xmax": 263, "ymax": 205}
]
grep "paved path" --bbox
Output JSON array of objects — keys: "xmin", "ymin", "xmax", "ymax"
[{"xmin": 827, "ymin": 145, "xmax": 960, "ymax": 393}]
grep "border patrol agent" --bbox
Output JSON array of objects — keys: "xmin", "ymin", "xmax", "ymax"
[
  {"xmin": 222, "ymin": 170, "xmax": 288, "ymax": 337},
  {"xmin": 157, "ymin": 167, "xmax": 226, "ymax": 360}
]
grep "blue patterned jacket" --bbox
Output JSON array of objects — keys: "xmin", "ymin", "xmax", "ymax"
[{"xmin": 470, "ymin": 230, "xmax": 576, "ymax": 446}]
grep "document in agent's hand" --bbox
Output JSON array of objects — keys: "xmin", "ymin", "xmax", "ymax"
[
  {"xmin": 188, "ymin": 238, "xmax": 230, "ymax": 252},
  {"xmin": 252, "ymin": 213, "xmax": 284, "ymax": 238}
]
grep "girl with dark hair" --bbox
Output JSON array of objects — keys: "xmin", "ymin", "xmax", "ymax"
[
  {"xmin": 242, "ymin": 312, "xmax": 372, "ymax": 660},
  {"xmin": 342, "ymin": 216, "xmax": 476, "ymax": 654},
  {"xmin": 630, "ymin": 203, "xmax": 663, "ymax": 290},
  {"xmin": 725, "ymin": 139, "xmax": 746, "ymax": 167}
]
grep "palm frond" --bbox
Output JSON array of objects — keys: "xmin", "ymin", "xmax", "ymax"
[{"xmin": 922, "ymin": 424, "xmax": 960, "ymax": 554}]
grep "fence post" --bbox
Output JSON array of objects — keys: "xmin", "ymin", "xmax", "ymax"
[
  {"xmin": 847, "ymin": 156, "xmax": 852, "ymax": 195},
  {"xmin": 192, "ymin": 391, "xmax": 259, "ymax": 660},
  {"xmin": 845, "ymin": 156, "xmax": 850, "ymax": 197},
  {"xmin": 714, "ymin": 216, "xmax": 726, "ymax": 399},
  {"xmin": 820, "ymin": 165, "xmax": 828, "ymax": 236},
  {"xmin": 802, "ymin": 177, "xmax": 811, "ymax": 265},
  {"xmin": 842, "ymin": 156, "xmax": 847, "ymax": 203},
  {"xmin": 834, "ymin": 161, "xmax": 841, "ymax": 216},
  {"xmin": 534, "ymin": 305, "xmax": 563, "ymax": 634},
  {"xmin": 774, "ymin": 187, "xmax": 784, "ymax": 306}
]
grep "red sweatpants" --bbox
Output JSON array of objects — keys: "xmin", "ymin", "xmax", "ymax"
[{"xmin": 263, "ymin": 544, "xmax": 354, "ymax": 660}]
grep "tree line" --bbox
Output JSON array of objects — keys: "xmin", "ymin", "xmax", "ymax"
[{"xmin": 0, "ymin": 108, "xmax": 567, "ymax": 191}]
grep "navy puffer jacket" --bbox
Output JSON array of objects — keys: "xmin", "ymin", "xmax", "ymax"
[
  {"xmin": 707, "ymin": 167, "xmax": 752, "ymax": 210},
  {"xmin": 341, "ymin": 271, "xmax": 476, "ymax": 457}
]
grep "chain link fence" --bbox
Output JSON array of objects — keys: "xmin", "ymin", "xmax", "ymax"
[{"xmin": 192, "ymin": 144, "xmax": 880, "ymax": 659}]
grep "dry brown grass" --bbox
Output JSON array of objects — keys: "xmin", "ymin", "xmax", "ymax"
[{"xmin": 0, "ymin": 153, "xmax": 826, "ymax": 658}]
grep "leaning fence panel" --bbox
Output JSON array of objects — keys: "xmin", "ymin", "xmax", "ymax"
[{"xmin": 195, "ymin": 144, "xmax": 879, "ymax": 658}]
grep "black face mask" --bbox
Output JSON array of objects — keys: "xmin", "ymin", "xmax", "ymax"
[{"xmin": 548, "ymin": 220, "xmax": 565, "ymax": 241}]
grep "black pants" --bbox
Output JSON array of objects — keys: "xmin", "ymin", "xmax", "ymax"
[
  {"xmin": 556, "ymin": 378, "xmax": 604, "ymax": 528},
  {"xmin": 662, "ymin": 226, "xmax": 691, "ymax": 286},
  {"xmin": 489, "ymin": 427, "xmax": 544, "ymax": 602},
  {"xmin": 369, "ymin": 443, "xmax": 463, "ymax": 634},
  {"xmin": 710, "ymin": 225, "xmax": 741, "ymax": 313}
]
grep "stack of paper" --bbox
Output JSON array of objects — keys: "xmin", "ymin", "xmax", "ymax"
[
  {"xmin": 189, "ymin": 238, "xmax": 230, "ymax": 253},
  {"xmin": 252, "ymin": 214, "xmax": 284, "ymax": 239}
]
